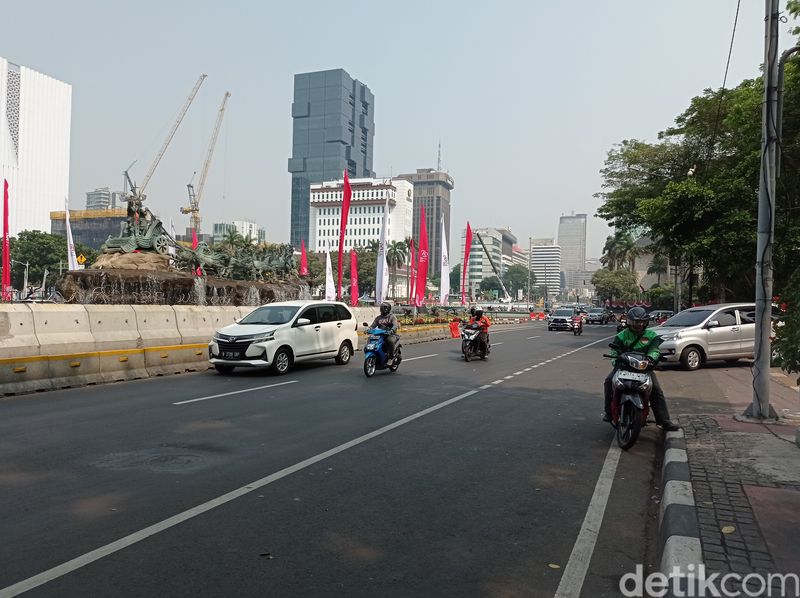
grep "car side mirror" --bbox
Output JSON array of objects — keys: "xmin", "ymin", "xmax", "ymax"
[
  {"xmin": 706, "ymin": 320, "xmax": 720, "ymax": 329},
  {"xmin": 296, "ymin": 317, "xmax": 311, "ymax": 326}
]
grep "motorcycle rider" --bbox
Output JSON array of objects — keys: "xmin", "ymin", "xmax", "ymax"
[
  {"xmin": 469, "ymin": 307, "xmax": 492, "ymax": 358},
  {"xmin": 603, "ymin": 306, "xmax": 679, "ymax": 431},
  {"xmin": 369, "ymin": 302, "xmax": 399, "ymax": 360}
]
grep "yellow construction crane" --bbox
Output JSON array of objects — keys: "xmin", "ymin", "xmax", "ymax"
[
  {"xmin": 181, "ymin": 91, "xmax": 230, "ymax": 234},
  {"xmin": 123, "ymin": 73, "xmax": 207, "ymax": 211}
]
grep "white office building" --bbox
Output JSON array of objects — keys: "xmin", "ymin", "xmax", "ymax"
[
  {"xmin": 460, "ymin": 227, "xmax": 517, "ymax": 302},
  {"xmin": 309, "ymin": 177, "xmax": 414, "ymax": 252},
  {"xmin": 86, "ymin": 187, "xmax": 125, "ymax": 211},
  {"xmin": 1, "ymin": 57, "xmax": 71, "ymax": 235},
  {"xmin": 212, "ymin": 219, "xmax": 266, "ymax": 244},
  {"xmin": 530, "ymin": 244, "xmax": 562, "ymax": 300}
]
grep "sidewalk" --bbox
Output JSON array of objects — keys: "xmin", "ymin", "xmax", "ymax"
[{"xmin": 661, "ymin": 362, "xmax": 800, "ymax": 593}]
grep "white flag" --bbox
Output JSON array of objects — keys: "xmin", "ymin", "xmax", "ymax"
[
  {"xmin": 64, "ymin": 197, "xmax": 79, "ymax": 271},
  {"xmin": 168, "ymin": 218, "xmax": 177, "ymax": 256},
  {"xmin": 325, "ymin": 241, "xmax": 335, "ymax": 301},
  {"xmin": 439, "ymin": 215, "xmax": 449, "ymax": 306},
  {"xmin": 375, "ymin": 196, "xmax": 389, "ymax": 304}
]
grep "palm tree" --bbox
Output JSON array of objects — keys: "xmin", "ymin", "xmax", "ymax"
[
  {"xmin": 222, "ymin": 229, "xmax": 243, "ymax": 254},
  {"xmin": 403, "ymin": 237, "xmax": 414, "ymax": 300},
  {"xmin": 386, "ymin": 240, "xmax": 408, "ymax": 300},
  {"xmin": 366, "ymin": 239, "xmax": 380, "ymax": 253},
  {"xmin": 647, "ymin": 254, "xmax": 669, "ymax": 285},
  {"xmin": 600, "ymin": 234, "xmax": 622, "ymax": 270}
]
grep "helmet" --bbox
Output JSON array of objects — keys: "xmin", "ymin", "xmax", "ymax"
[
  {"xmin": 469, "ymin": 306, "xmax": 476, "ymax": 317},
  {"xmin": 474, "ymin": 308, "xmax": 484, "ymax": 319},
  {"xmin": 627, "ymin": 306, "xmax": 649, "ymax": 334},
  {"xmin": 380, "ymin": 302, "xmax": 392, "ymax": 316}
]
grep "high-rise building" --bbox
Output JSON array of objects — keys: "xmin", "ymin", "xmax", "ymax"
[
  {"xmin": 288, "ymin": 68, "xmax": 375, "ymax": 249},
  {"xmin": 1, "ymin": 57, "xmax": 71, "ymax": 235},
  {"xmin": 529, "ymin": 244, "xmax": 562, "ymax": 301},
  {"xmin": 86, "ymin": 187, "xmax": 125, "ymax": 211},
  {"xmin": 558, "ymin": 213, "xmax": 587, "ymax": 288},
  {"xmin": 50, "ymin": 208, "xmax": 127, "ymax": 251},
  {"xmin": 395, "ymin": 169, "xmax": 455, "ymax": 279},
  {"xmin": 460, "ymin": 227, "xmax": 517, "ymax": 301},
  {"xmin": 212, "ymin": 220, "xmax": 266, "ymax": 244}
]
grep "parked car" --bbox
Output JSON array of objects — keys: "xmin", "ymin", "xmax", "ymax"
[
  {"xmin": 586, "ymin": 308, "xmax": 609, "ymax": 325},
  {"xmin": 548, "ymin": 308, "xmax": 576, "ymax": 331},
  {"xmin": 652, "ymin": 303, "xmax": 757, "ymax": 371},
  {"xmin": 208, "ymin": 300, "xmax": 359, "ymax": 375}
]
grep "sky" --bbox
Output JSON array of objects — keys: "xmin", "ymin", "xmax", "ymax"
[{"xmin": 2, "ymin": 0, "xmax": 797, "ymax": 259}]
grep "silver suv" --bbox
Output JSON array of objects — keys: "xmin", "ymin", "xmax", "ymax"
[{"xmin": 653, "ymin": 303, "xmax": 756, "ymax": 370}]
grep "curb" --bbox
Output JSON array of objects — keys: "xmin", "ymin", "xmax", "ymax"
[{"xmin": 659, "ymin": 429, "xmax": 703, "ymax": 594}]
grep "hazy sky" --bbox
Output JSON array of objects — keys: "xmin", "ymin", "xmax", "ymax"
[{"xmin": 2, "ymin": 1, "xmax": 796, "ymax": 258}]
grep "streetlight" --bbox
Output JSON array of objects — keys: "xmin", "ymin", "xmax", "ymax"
[
  {"xmin": 527, "ymin": 237, "xmax": 531, "ymax": 311},
  {"xmin": 10, "ymin": 259, "xmax": 29, "ymax": 299}
]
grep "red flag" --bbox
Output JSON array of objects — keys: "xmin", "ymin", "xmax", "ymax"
[
  {"xmin": 337, "ymin": 170, "xmax": 352, "ymax": 300},
  {"xmin": 408, "ymin": 239, "xmax": 416, "ymax": 304},
  {"xmin": 191, "ymin": 228, "xmax": 202, "ymax": 276},
  {"xmin": 415, "ymin": 206, "xmax": 429, "ymax": 307},
  {"xmin": 2, "ymin": 180, "xmax": 10, "ymax": 301},
  {"xmin": 461, "ymin": 221, "xmax": 472, "ymax": 305},
  {"xmin": 300, "ymin": 239, "xmax": 309, "ymax": 276},
  {"xmin": 350, "ymin": 249, "xmax": 358, "ymax": 307}
]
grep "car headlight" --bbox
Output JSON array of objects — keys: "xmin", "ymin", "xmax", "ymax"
[
  {"xmin": 660, "ymin": 332, "xmax": 681, "ymax": 341},
  {"xmin": 251, "ymin": 331, "xmax": 275, "ymax": 342}
]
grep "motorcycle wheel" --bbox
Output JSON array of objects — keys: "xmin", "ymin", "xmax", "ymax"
[
  {"xmin": 616, "ymin": 401, "xmax": 642, "ymax": 450},
  {"xmin": 464, "ymin": 344, "xmax": 473, "ymax": 362},
  {"xmin": 461, "ymin": 340, "xmax": 469, "ymax": 359},
  {"xmin": 389, "ymin": 348, "xmax": 402, "ymax": 372},
  {"xmin": 363, "ymin": 355, "xmax": 377, "ymax": 378}
]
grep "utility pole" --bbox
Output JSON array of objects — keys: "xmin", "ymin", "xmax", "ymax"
[
  {"xmin": 749, "ymin": 0, "xmax": 782, "ymax": 420},
  {"xmin": 527, "ymin": 237, "xmax": 532, "ymax": 310}
]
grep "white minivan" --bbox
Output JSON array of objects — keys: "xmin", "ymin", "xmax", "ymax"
[{"xmin": 209, "ymin": 300, "xmax": 359, "ymax": 375}]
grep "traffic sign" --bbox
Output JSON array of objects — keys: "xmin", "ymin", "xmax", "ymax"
[{"xmin": 76, "ymin": 254, "xmax": 86, "ymax": 265}]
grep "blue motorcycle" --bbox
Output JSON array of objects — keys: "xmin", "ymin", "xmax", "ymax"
[{"xmin": 362, "ymin": 325, "xmax": 402, "ymax": 377}]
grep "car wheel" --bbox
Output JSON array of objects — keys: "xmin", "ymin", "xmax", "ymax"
[
  {"xmin": 214, "ymin": 364, "xmax": 235, "ymax": 375},
  {"xmin": 680, "ymin": 346, "xmax": 703, "ymax": 371},
  {"xmin": 271, "ymin": 347, "xmax": 292, "ymax": 375},
  {"xmin": 548, "ymin": 326, "xmax": 553, "ymax": 331},
  {"xmin": 335, "ymin": 341, "xmax": 352, "ymax": 365}
]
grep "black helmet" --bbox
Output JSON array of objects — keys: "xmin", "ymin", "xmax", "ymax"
[
  {"xmin": 627, "ymin": 306, "xmax": 649, "ymax": 334},
  {"xmin": 469, "ymin": 306, "xmax": 476, "ymax": 316},
  {"xmin": 474, "ymin": 308, "xmax": 484, "ymax": 319},
  {"xmin": 380, "ymin": 302, "xmax": 391, "ymax": 316}
]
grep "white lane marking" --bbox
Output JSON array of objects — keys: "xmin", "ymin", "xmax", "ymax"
[
  {"xmin": 403, "ymin": 354, "xmax": 438, "ymax": 362},
  {"xmin": 0, "ymin": 387, "xmax": 483, "ymax": 597},
  {"xmin": 480, "ymin": 384, "xmax": 492, "ymax": 390},
  {"xmin": 492, "ymin": 342, "xmax": 504, "ymax": 346},
  {"xmin": 504, "ymin": 375, "xmax": 514, "ymax": 380},
  {"xmin": 492, "ymin": 380, "xmax": 504, "ymax": 385},
  {"xmin": 527, "ymin": 336, "xmax": 541, "ymax": 340},
  {"xmin": 514, "ymin": 371, "xmax": 524, "ymax": 376},
  {"xmin": 173, "ymin": 380, "xmax": 299, "ymax": 405},
  {"xmin": 554, "ymin": 439, "xmax": 622, "ymax": 598},
  {"xmin": 524, "ymin": 368, "xmax": 532, "ymax": 372}
]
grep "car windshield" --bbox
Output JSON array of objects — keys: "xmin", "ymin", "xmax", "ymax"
[
  {"xmin": 661, "ymin": 308, "xmax": 715, "ymax": 327},
  {"xmin": 554, "ymin": 309, "xmax": 574, "ymax": 317},
  {"xmin": 238, "ymin": 305, "xmax": 300, "ymax": 325},
  {"xmin": 589, "ymin": 309, "xmax": 603, "ymax": 314}
]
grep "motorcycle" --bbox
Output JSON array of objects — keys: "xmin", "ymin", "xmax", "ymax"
[
  {"xmin": 603, "ymin": 351, "xmax": 654, "ymax": 450},
  {"xmin": 362, "ymin": 324, "xmax": 402, "ymax": 377},
  {"xmin": 460, "ymin": 322, "xmax": 489, "ymax": 362},
  {"xmin": 572, "ymin": 315, "xmax": 583, "ymax": 336}
]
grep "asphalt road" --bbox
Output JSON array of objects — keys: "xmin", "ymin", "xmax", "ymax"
[{"xmin": 0, "ymin": 323, "xmax": 664, "ymax": 598}]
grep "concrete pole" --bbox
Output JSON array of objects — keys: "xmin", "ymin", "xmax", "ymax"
[
  {"xmin": 527, "ymin": 237, "xmax": 532, "ymax": 310},
  {"xmin": 750, "ymin": 0, "xmax": 780, "ymax": 420}
]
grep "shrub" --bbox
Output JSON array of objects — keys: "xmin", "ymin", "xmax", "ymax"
[{"xmin": 774, "ymin": 271, "xmax": 800, "ymax": 384}]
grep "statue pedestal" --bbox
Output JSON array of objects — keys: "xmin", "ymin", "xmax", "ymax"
[{"xmin": 93, "ymin": 252, "xmax": 171, "ymax": 271}]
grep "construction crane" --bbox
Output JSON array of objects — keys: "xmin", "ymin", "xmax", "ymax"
[
  {"xmin": 181, "ymin": 91, "xmax": 230, "ymax": 234},
  {"xmin": 123, "ymin": 73, "xmax": 207, "ymax": 211},
  {"xmin": 475, "ymin": 232, "xmax": 512, "ymax": 302}
]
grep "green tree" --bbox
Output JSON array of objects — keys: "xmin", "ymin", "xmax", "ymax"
[
  {"xmin": 0, "ymin": 230, "xmax": 97, "ymax": 289},
  {"xmin": 222, "ymin": 229, "xmax": 243, "ymax": 254},
  {"xmin": 479, "ymin": 276, "xmax": 503, "ymax": 297},
  {"xmin": 450, "ymin": 264, "xmax": 461, "ymax": 293},
  {"xmin": 386, "ymin": 241, "xmax": 408, "ymax": 300},
  {"xmin": 501, "ymin": 264, "xmax": 534, "ymax": 298},
  {"xmin": 355, "ymin": 248, "xmax": 376, "ymax": 297},
  {"xmin": 647, "ymin": 254, "xmax": 669, "ymax": 286},
  {"xmin": 591, "ymin": 268, "xmax": 639, "ymax": 302}
]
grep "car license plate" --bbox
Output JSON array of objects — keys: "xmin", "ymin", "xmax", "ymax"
[
  {"xmin": 222, "ymin": 351, "xmax": 242, "ymax": 359},
  {"xmin": 618, "ymin": 371, "xmax": 648, "ymax": 382}
]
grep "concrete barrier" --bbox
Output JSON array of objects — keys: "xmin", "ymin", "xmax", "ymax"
[
  {"xmin": 0, "ymin": 304, "xmax": 50, "ymax": 394},
  {"xmin": 29, "ymin": 304, "xmax": 100, "ymax": 390},
  {"xmin": 85, "ymin": 305, "xmax": 148, "ymax": 383},
  {"xmin": 132, "ymin": 306, "xmax": 190, "ymax": 376}
]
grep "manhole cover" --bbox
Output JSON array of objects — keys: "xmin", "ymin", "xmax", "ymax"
[{"xmin": 92, "ymin": 447, "xmax": 212, "ymax": 473}]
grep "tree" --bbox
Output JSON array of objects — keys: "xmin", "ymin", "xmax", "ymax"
[
  {"xmin": 450, "ymin": 264, "xmax": 461, "ymax": 294},
  {"xmin": 479, "ymin": 276, "xmax": 503, "ymax": 299},
  {"xmin": 501, "ymin": 264, "xmax": 534, "ymax": 298},
  {"xmin": 366, "ymin": 239, "xmax": 380, "ymax": 253},
  {"xmin": 355, "ymin": 248, "xmax": 376, "ymax": 297},
  {"xmin": 386, "ymin": 240, "xmax": 408, "ymax": 299},
  {"xmin": 647, "ymin": 254, "xmax": 669, "ymax": 286},
  {"xmin": 222, "ymin": 229, "xmax": 243, "ymax": 254},
  {"xmin": 591, "ymin": 268, "xmax": 639, "ymax": 302},
  {"xmin": 0, "ymin": 230, "xmax": 97, "ymax": 290}
]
